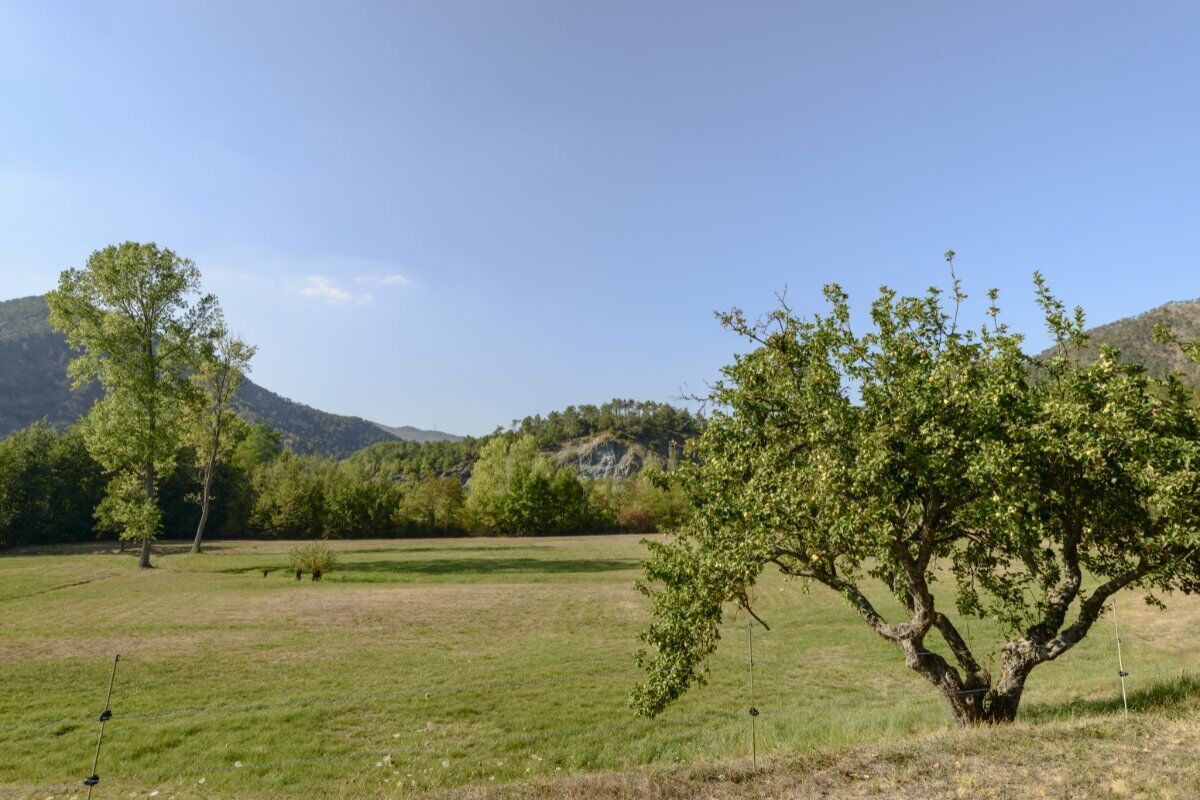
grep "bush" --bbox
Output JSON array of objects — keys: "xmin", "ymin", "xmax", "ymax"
[
  {"xmin": 585, "ymin": 468, "xmax": 691, "ymax": 533},
  {"xmin": 287, "ymin": 542, "xmax": 337, "ymax": 581},
  {"xmin": 616, "ymin": 503, "xmax": 656, "ymax": 531}
]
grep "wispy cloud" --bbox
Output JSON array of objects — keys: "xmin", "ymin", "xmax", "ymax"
[
  {"xmin": 197, "ymin": 247, "xmax": 416, "ymax": 307},
  {"xmin": 356, "ymin": 273, "xmax": 412, "ymax": 287},
  {"xmin": 299, "ymin": 276, "xmax": 370, "ymax": 304},
  {"xmin": 300, "ymin": 270, "xmax": 413, "ymax": 304}
]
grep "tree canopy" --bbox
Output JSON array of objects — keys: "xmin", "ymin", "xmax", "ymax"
[
  {"xmin": 633, "ymin": 272, "xmax": 1200, "ymax": 725},
  {"xmin": 0, "ymin": 423, "xmax": 103, "ymax": 550},
  {"xmin": 511, "ymin": 399, "xmax": 702, "ymax": 450},
  {"xmin": 189, "ymin": 321, "xmax": 256, "ymax": 553},
  {"xmin": 47, "ymin": 242, "xmax": 218, "ymax": 567},
  {"xmin": 463, "ymin": 435, "xmax": 591, "ymax": 534}
]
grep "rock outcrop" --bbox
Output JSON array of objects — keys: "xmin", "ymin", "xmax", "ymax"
[{"xmin": 549, "ymin": 433, "xmax": 660, "ymax": 479}]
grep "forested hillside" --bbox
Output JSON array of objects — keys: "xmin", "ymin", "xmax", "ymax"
[
  {"xmin": 0, "ymin": 286, "xmax": 702, "ymax": 547},
  {"xmin": 0, "ymin": 415, "xmax": 694, "ymax": 548},
  {"xmin": 1043, "ymin": 297, "xmax": 1200, "ymax": 381},
  {"xmin": 0, "ymin": 295, "xmax": 102, "ymax": 434},
  {"xmin": 232, "ymin": 380, "xmax": 408, "ymax": 456},
  {"xmin": 347, "ymin": 399, "xmax": 701, "ymax": 483},
  {"xmin": 509, "ymin": 399, "xmax": 703, "ymax": 450},
  {"xmin": 0, "ymin": 295, "xmax": 449, "ymax": 457}
]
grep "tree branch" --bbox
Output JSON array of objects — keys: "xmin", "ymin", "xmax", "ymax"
[
  {"xmin": 1044, "ymin": 556, "xmax": 1151, "ymax": 659},
  {"xmin": 932, "ymin": 612, "xmax": 988, "ymax": 680},
  {"xmin": 772, "ymin": 557, "xmax": 900, "ymax": 643},
  {"xmin": 1036, "ymin": 524, "xmax": 1083, "ymax": 638}
]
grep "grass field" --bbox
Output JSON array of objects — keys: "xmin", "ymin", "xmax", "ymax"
[{"xmin": 1, "ymin": 535, "xmax": 1197, "ymax": 799}]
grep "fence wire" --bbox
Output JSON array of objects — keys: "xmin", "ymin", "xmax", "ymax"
[
  {"xmin": 0, "ymin": 667, "xmax": 643, "ymax": 732},
  {"xmin": 0, "ymin": 636, "xmax": 1193, "ymax": 798}
]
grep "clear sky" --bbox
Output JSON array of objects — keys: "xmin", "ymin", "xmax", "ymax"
[{"xmin": 2, "ymin": 1, "xmax": 1198, "ymax": 436}]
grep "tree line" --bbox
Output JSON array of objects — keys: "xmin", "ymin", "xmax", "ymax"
[{"xmin": 0, "ymin": 421, "xmax": 690, "ymax": 550}]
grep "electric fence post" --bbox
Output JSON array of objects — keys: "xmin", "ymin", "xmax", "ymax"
[
  {"xmin": 747, "ymin": 622, "xmax": 758, "ymax": 768},
  {"xmin": 1112, "ymin": 599, "xmax": 1129, "ymax": 716},
  {"xmin": 84, "ymin": 654, "xmax": 120, "ymax": 800}
]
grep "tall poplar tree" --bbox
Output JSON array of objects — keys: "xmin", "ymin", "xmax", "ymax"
[
  {"xmin": 189, "ymin": 322, "xmax": 255, "ymax": 554},
  {"xmin": 48, "ymin": 242, "xmax": 217, "ymax": 568}
]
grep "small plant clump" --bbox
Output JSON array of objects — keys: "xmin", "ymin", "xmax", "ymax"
[{"xmin": 287, "ymin": 542, "xmax": 337, "ymax": 581}]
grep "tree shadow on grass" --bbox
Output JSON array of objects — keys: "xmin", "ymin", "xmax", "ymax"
[
  {"xmin": 6, "ymin": 541, "xmax": 243, "ymax": 557},
  {"xmin": 346, "ymin": 545, "xmax": 552, "ymax": 556},
  {"xmin": 221, "ymin": 556, "xmax": 640, "ymax": 578},
  {"xmin": 1023, "ymin": 672, "xmax": 1200, "ymax": 723}
]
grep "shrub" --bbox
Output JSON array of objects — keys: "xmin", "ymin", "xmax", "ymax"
[
  {"xmin": 287, "ymin": 542, "xmax": 337, "ymax": 581},
  {"xmin": 616, "ymin": 504, "xmax": 655, "ymax": 531}
]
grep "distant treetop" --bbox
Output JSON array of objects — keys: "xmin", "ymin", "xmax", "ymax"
[{"xmin": 509, "ymin": 398, "xmax": 703, "ymax": 450}]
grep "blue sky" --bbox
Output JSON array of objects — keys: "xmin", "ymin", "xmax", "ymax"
[{"xmin": 2, "ymin": 1, "xmax": 1198, "ymax": 436}]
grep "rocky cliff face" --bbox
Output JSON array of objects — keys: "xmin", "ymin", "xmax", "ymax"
[
  {"xmin": 549, "ymin": 433, "xmax": 659, "ymax": 479},
  {"xmin": 439, "ymin": 432, "xmax": 674, "ymax": 483}
]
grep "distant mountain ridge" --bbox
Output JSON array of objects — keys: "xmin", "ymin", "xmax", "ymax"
[
  {"xmin": 373, "ymin": 423, "xmax": 460, "ymax": 444},
  {"xmin": 0, "ymin": 295, "xmax": 456, "ymax": 458},
  {"xmin": 1048, "ymin": 297, "xmax": 1200, "ymax": 382}
]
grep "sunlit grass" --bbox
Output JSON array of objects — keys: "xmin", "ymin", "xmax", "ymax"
[{"xmin": 1, "ymin": 535, "xmax": 1196, "ymax": 798}]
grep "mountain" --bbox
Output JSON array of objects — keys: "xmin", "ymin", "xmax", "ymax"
[
  {"xmin": 373, "ymin": 423, "xmax": 460, "ymax": 443},
  {"xmin": 232, "ymin": 380, "xmax": 413, "ymax": 457},
  {"xmin": 0, "ymin": 295, "xmax": 103, "ymax": 436},
  {"xmin": 0, "ymin": 295, "xmax": 453, "ymax": 458},
  {"xmin": 1053, "ymin": 298, "xmax": 1200, "ymax": 383}
]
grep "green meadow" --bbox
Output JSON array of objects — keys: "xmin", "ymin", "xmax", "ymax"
[{"xmin": 1, "ymin": 535, "xmax": 1196, "ymax": 799}]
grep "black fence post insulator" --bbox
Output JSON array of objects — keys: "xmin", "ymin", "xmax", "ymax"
[{"xmin": 84, "ymin": 654, "xmax": 120, "ymax": 800}]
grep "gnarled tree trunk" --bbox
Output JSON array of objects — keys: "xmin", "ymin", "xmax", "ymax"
[
  {"xmin": 943, "ymin": 661, "xmax": 1031, "ymax": 725},
  {"xmin": 903, "ymin": 643, "xmax": 1029, "ymax": 726}
]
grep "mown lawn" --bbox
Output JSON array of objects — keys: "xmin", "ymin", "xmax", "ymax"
[{"xmin": 0, "ymin": 535, "xmax": 1196, "ymax": 799}]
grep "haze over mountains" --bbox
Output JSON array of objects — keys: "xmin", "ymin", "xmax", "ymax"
[{"xmin": 0, "ymin": 295, "xmax": 457, "ymax": 458}]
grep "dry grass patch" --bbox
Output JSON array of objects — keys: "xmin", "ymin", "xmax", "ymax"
[{"xmin": 454, "ymin": 710, "xmax": 1200, "ymax": 800}]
